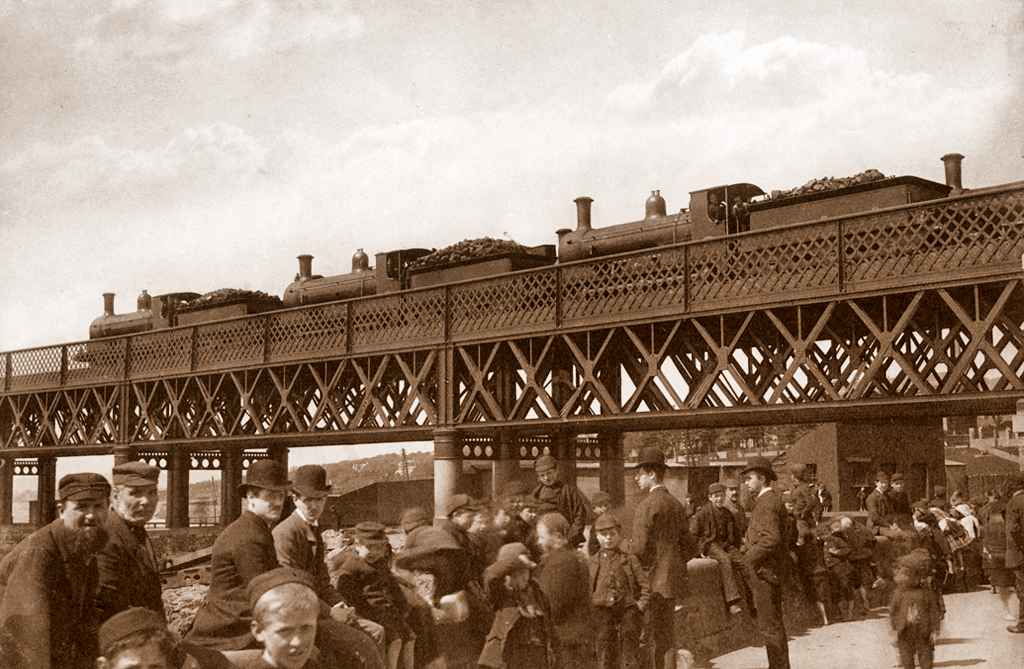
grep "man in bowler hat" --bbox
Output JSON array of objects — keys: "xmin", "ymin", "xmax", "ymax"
[
  {"xmin": 187, "ymin": 459, "xmax": 293, "ymax": 650},
  {"xmin": 626, "ymin": 447, "xmax": 695, "ymax": 669},
  {"xmin": 96, "ymin": 460, "xmax": 165, "ymax": 623},
  {"xmin": 0, "ymin": 472, "xmax": 111, "ymax": 669},
  {"xmin": 741, "ymin": 455, "xmax": 791, "ymax": 669},
  {"xmin": 273, "ymin": 465, "xmax": 339, "ymax": 607}
]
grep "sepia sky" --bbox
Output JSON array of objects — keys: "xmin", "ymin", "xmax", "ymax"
[{"xmin": 2, "ymin": 0, "xmax": 1022, "ymax": 353}]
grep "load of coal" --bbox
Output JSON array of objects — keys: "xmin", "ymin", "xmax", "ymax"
[
  {"xmin": 182, "ymin": 288, "xmax": 283, "ymax": 309},
  {"xmin": 408, "ymin": 238, "xmax": 531, "ymax": 270},
  {"xmin": 769, "ymin": 169, "xmax": 886, "ymax": 200}
]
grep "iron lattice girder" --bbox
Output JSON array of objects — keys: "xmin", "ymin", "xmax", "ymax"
[
  {"xmin": 451, "ymin": 279, "xmax": 1024, "ymax": 422},
  {"xmin": 0, "ymin": 281, "xmax": 1022, "ymax": 450}
]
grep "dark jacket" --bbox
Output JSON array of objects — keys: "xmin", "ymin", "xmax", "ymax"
[
  {"xmin": 0, "ymin": 519, "xmax": 102, "ymax": 669},
  {"xmin": 743, "ymin": 488, "xmax": 791, "ymax": 584},
  {"xmin": 533, "ymin": 545, "xmax": 592, "ymax": 639},
  {"xmin": 866, "ymin": 488, "xmax": 894, "ymax": 534},
  {"xmin": 335, "ymin": 553, "xmax": 411, "ymax": 637},
  {"xmin": 95, "ymin": 511, "xmax": 165, "ymax": 623},
  {"xmin": 1006, "ymin": 490, "xmax": 1024, "ymax": 570},
  {"xmin": 186, "ymin": 511, "xmax": 280, "ymax": 650},
  {"xmin": 790, "ymin": 482, "xmax": 820, "ymax": 541},
  {"xmin": 588, "ymin": 548, "xmax": 650, "ymax": 610},
  {"xmin": 626, "ymin": 486, "xmax": 695, "ymax": 599},
  {"xmin": 532, "ymin": 480, "xmax": 592, "ymax": 547},
  {"xmin": 690, "ymin": 503, "xmax": 741, "ymax": 557},
  {"xmin": 479, "ymin": 580, "xmax": 558, "ymax": 669},
  {"xmin": 272, "ymin": 511, "xmax": 339, "ymax": 606}
]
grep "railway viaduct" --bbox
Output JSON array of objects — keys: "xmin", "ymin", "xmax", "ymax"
[{"xmin": 2, "ymin": 180, "xmax": 1023, "ymax": 527}]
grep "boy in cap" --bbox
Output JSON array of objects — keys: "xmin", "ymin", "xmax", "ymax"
[
  {"xmin": 334, "ymin": 522, "xmax": 415, "ymax": 669},
  {"xmin": 246, "ymin": 568, "xmax": 325, "ymax": 669},
  {"xmin": 889, "ymin": 552, "xmax": 940, "ymax": 669},
  {"xmin": 531, "ymin": 454, "xmax": 592, "ymax": 548},
  {"xmin": 585, "ymin": 490, "xmax": 613, "ymax": 557},
  {"xmin": 97, "ymin": 460, "xmax": 165, "ymax": 623},
  {"xmin": 478, "ymin": 543, "xmax": 559, "ymax": 669},
  {"xmin": 0, "ymin": 472, "xmax": 111, "ymax": 669},
  {"xmin": 689, "ymin": 482, "xmax": 749, "ymax": 615},
  {"xmin": 96, "ymin": 607, "xmax": 230, "ymax": 669},
  {"xmin": 589, "ymin": 512, "xmax": 649, "ymax": 669}
]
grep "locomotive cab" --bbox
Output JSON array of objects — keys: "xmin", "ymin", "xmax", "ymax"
[{"xmin": 688, "ymin": 183, "xmax": 765, "ymax": 239}]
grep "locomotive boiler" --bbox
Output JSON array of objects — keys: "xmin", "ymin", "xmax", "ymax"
[{"xmin": 88, "ymin": 153, "xmax": 966, "ymax": 339}]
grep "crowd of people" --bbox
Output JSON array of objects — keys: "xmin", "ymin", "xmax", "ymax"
[{"xmin": 0, "ymin": 452, "xmax": 1021, "ymax": 669}]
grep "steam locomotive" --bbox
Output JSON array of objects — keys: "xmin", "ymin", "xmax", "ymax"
[{"xmin": 89, "ymin": 154, "xmax": 965, "ymax": 339}]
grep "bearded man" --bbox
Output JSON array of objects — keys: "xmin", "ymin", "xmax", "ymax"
[
  {"xmin": 0, "ymin": 472, "xmax": 112, "ymax": 669},
  {"xmin": 96, "ymin": 461, "xmax": 164, "ymax": 623}
]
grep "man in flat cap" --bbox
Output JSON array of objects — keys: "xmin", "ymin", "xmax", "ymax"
[
  {"xmin": 625, "ymin": 447, "xmax": 695, "ymax": 669},
  {"xmin": 0, "ymin": 472, "xmax": 111, "ymax": 669},
  {"xmin": 689, "ymin": 482, "xmax": 750, "ymax": 616},
  {"xmin": 96, "ymin": 460, "xmax": 164, "ymax": 623},
  {"xmin": 741, "ymin": 455, "xmax": 791, "ymax": 669},
  {"xmin": 531, "ymin": 454, "xmax": 592, "ymax": 548},
  {"xmin": 187, "ymin": 459, "xmax": 293, "ymax": 650}
]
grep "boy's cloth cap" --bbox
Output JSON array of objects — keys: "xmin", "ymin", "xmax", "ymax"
[
  {"xmin": 98, "ymin": 607, "xmax": 166, "ymax": 656},
  {"xmin": 708, "ymin": 483, "xmax": 726, "ymax": 495},
  {"xmin": 445, "ymin": 493, "xmax": 480, "ymax": 517},
  {"xmin": 485, "ymin": 542, "xmax": 536, "ymax": 581},
  {"xmin": 248, "ymin": 567, "xmax": 317, "ymax": 610},
  {"xmin": 399, "ymin": 507, "xmax": 430, "ymax": 532},
  {"xmin": 534, "ymin": 454, "xmax": 557, "ymax": 472}
]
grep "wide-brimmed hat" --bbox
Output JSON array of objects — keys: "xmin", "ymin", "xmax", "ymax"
[
  {"xmin": 634, "ymin": 447, "xmax": 667, "ymax": 470},
  {"xmin": 740, "ymin": 456, "xmax": 777, "ymax": 481},
  {"xmin": 112, "ymin": 461, "xmax": 160, "ymax": 487},
  {"xmin": 292, "ymin": 465, "xmax": 331, "ymax": 498},
  {"xmin": 59, "ymin": 473, "xmax": 111, "ymax": 502},
  {"xmin": 394, "ymin": 526, "xmax": 462, "ymax": 570},
  {"xmin": 484, "ymin": 542, "xmax": 536, "ymax": 582},
  {"xmin": 237, "ymin": 459, "xmax": 291, "ymax": 496}
]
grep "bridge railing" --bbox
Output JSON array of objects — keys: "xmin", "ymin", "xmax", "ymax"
[{"xmin": 3, "ymin": 183, "xmax": 1023, "ymax": 392}]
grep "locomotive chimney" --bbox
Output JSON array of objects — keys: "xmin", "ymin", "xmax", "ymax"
[
  {"xmin": 645, "ymin": 190, "xmax": 667, "ymax": 219},
  {"xmin": 103, "ymin": 293, "xmax": 115, "ymax": 317},
  {"xmin": 574, "ymin": 197, "xmax": 593, "ymax": 231},
  {"xmin": 941, "ymin": 153, "xmax": 964, "ymax": 196},
  {"xmin": 297, "ymin": 254, "xmax": 313, "ymax": 280}
]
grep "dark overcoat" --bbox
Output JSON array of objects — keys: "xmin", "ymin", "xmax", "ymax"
[
  {"xmin": 95, "ymin": 510, "xmax": 165, "ymax": 622},
  {"xmin": 0, "ymin": 519, "xmax": 101, "ymax": 669},
  {"xmin": 1006, "ymin": 490, "xmax": 1024, "ymax": 570},
  {"xmin": 186, "ymin": 510, "xmax": 280, "ymax": 650},
  {"xmin": 743, "ymin": 488, "xmax": 790, "ymax": 581},
  {"xmin": 272, "ymin": 510, "xmax": 339, "ymax": 606},
  {"xmin": 626, "ymin": 486, "xmax": 695, "ymax": 599}
]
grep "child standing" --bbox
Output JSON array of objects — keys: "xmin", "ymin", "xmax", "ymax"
[
  {"xmin": 478, "ymin": 542, "xmax": 559, "ymax": 669},
  {"xmin": 890, "ymin": 553, "xmax": 940, "ymax": 669},
  {"xmin": 589, "ymin": 513, "xmax": 650, "ymax": 669}
]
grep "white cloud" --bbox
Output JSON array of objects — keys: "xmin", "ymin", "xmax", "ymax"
[{"xmin": 75, "ymin": 0, "xmax": 365, "ymax": 69}]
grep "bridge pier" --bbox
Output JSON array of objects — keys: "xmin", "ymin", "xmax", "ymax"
[
  {"xmin": 220, "ymin": 446, "xmax": 243, "ymax": 525},
  {"xmin": 36, "ymin": 455, "xmax": 56, "ymax": 524},
  {"xmin": 433, "ymin": 428, "xmax": 461, "ymax": 522},
  {"xmin": 0, "ymin": 457, "xmax": 12, "ymax": 525},
  {"xmin": 598, "ymin": 430, "xmax": 626, "ymax": 506},
  {"xmin": 492, "ymin": 429, "xmax": 519, "ymax": 498},
  {"xmin": 166, "ymin": 448, "xmax": 190, "ymax": 529}
]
